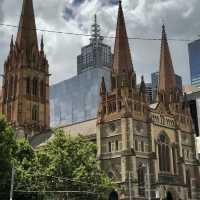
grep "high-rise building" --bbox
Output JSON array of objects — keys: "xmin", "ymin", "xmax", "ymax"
[
  {"xmin": 188, "ymin": 39, "xmax": 200, "ymax": 88},
  {"xmin": 137, "ymin": 82, "xmax": 152, "ymax": 104},
  {"xmin": 77, "ymin": 15, "xmax": 112, "ymax": 74},
  {"xmin": 0, "ymin": 0, "xmax": 50, "ymax": 137},
  {"xmin": 50, "ymin": 15, "xmax": 112, "ymax": 127},
  {"xmin": 145, "ymin": 83, "xmax": 153, "ymax": 103},
  {"xmin": 151, "ymin": 71, "xmax": 182, "ymax": 102}
]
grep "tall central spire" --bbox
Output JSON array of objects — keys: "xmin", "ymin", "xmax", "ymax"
[
  {"xmin": 158, "ymin": 25, "xmax": 176, "ymax": 92},
  {"xmin": 16, "ymin": 0, "xmax": 38, "ymax": 50},
  {"xmin": 112, "ymin": 1, "xmax": 133, "ymax": 74}
]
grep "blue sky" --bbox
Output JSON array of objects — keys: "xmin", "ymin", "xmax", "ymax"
[{"xmin": 0, "ymin": 0, "xmax": 200, "ymax": 86}]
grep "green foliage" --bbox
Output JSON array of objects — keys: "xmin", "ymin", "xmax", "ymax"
[
  {"xmin": 0, "ymin": 122, "xmax": 112, "ymax": 199},
  {"xmin": 0, "ymin": 116, "xmax": 16, "ymax": 196},
  {"xmin": 14, "ymin": 129, "xmax": 113, "ymax": 199}
]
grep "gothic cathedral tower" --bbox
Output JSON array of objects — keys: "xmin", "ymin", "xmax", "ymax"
[
  {"xmin": 97, "ymin": 1, "xmax": 148, "ymax": 198},
  {"xmin": 0, "ymin": 0, "xmax": 50, "ymax": 137}
]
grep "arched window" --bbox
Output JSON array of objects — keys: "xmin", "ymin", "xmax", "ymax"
[
  {"xmin": 32, "ymin": 105, "xmax": 39, "ymax": 121},
  {"xmin": 112, "ymin": 103, "xmax": 116, "ymax": 112},
  {"xmin": 108, "ymin": 141, "xmax": 112, "ymax": 153},
  {"xmin": 4, "ymin": 79, "xmax": 8, "ymax": 100},
  {"xmin": 32, "ymin": 78, "xmax": 38, "ymax": 96},
  {"xmin": 14, "ymin": 76, "xmax": 17, "ymax": 97},
  {"xmin": 103, "ymin": 106, "xmax": 106, "ymax": 114},
  {"xmin": 138, "ymin": 163, "xmax": 145, "ymax": 196},
  {"xmin": 40, "ymin": 80, "xmax": 45, "ymax": 97},
  {"xmin": 135, "ymin": 140, "xmax": 138, "ymax": 151},
  {"xmin": 141, "ymin": 141, "xmax": 144, "ymax": 152},
  {"xmin": 9, "ymin": 76, "xmax": 13, "ymax": 97},
  {"xmin": 108, "ymin": 103, "xmax": 112, "ymax": 113},
  {"xmin": 111, "ymin": 76, "xmax": 116, "ymax": 89},
  {"xmin": 158, "ymin": 133, "xmax": 171, "ymax": 173},
  {"xmin": 118, "ymin": 101, "xmax": 122, "ymax": 110},
  {"xmin": 172, "ymin": 146, "xmax": 177, "ymax": 174},
  {"xmin": 7, "ymin": 104, "xmax": 12, "ymax": 121},
  {"xmin": 186, "ymin": 170, "xmax": 192, "ymax": 199},
  {"xmin": 26, "ymin": 77, "xmax": 30, "ymax": 95},
  {"xmin": 115, "ymin": 140, "xmax": 119, "ymax": 151}
]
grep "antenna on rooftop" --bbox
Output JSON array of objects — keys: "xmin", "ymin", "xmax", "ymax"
[{"xmin": 90, "ymin": 14, "xmax": 104, "ymax": 44}]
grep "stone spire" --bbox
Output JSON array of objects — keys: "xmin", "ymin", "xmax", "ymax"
[
  {"xmin": 139, "ymin": 76, "xmax": 146, "ymax": 95},
  {"xmin": 112, "ymin": 0, "xmax": 133, "ymax": 74},
  {"xmin": 99, "ymin": 77, "xmax": 106, "ymax": 96},
  {"xmin": 16, "ymin": 0, "xmax": 38, "ymax": 50},
  {"xmin": 158, "ymin": 25, "xmax": 176, "ymax": 92}
]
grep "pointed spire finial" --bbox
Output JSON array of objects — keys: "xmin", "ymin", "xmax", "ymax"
[
  {"xmin": 99, "ymin": 77, "xmax": 106, "ymax": 96},
  {"xmin": 112, "ymin": 0, "xmax": 133, "ymax": 74},
  {"xmin": 16, "ymin": 0, "xmax": 38, "ymax": 50},
  {"xmin": 94, "ymin": 14, "xmax": 97, "ymax": 25},
  {"xmin": 41, "ymin": 35, "xmax": 44, "ymax": 51},
  {"xmin": 158, "ymin": 25, "xmax": 176, "ymax": 93},
  {"xmin": 10, "ymin": 35, "xmax": 14, "ymax": 50},
  {"xmin": 139, "ymin": 75, "xmax": 146, "ymax": 102}
]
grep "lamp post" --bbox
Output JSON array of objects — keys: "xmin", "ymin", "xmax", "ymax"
[
  {"xmin": 146, "ymin": 161, "xmax": 151, "ymax": 200},
  {"xmin": 9, "ymin": 122, "xmax": 17, "ymax": 200},
  {"xmin": 128, "ymin": 171, "xmax": 132, "ymax": 200}
]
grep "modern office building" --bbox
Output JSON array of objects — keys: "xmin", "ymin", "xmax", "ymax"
[
  {"xmin": 50, "ymin": 16, "xmax": 112, "ymax": 127},
  {"xmin": 145, "ymin": 83, "xmax": 153, "ymax": 104},
  {"xmin": 151, "ymin": 72, "xmax": 182, "ymax": 102},
  {"xmin": 77, "ymin": 15, "xmax": 112, "ymax": 74},
  {"xmin": 186, "ymin": 90, "xmax": 200, "ymax": 137},
  {"xmin": 188, "ymin": 39, "xmax": 200, "ymax": 88}
]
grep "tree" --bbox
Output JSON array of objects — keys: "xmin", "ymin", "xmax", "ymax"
[
  {"xmin": 0, "ymin": 117, "xmax": 16, "ymax": 199},
  {"xmin": 14, "ymin": 129, "xmax": 113, "ymax": 199}
]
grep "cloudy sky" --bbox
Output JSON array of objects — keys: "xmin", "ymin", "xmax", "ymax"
[{"xmin": 0, "ymin": 0, "xmax": 199, "ymax": 85}]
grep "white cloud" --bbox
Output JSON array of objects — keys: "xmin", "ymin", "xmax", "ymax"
[{"xmin": 0, "ymin": 0, "xmax": 199, "ymax": 85}]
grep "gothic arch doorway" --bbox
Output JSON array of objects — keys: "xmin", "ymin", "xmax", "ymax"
[
  {"xmin": 166, "ymin": 191, "xmax": 173, "ymax": 200},
  {"xmin": 108, "ymin": 190, "xmax": 118, "ymax": 200}
]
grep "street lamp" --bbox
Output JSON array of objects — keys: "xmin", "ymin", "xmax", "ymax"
[{"xmin": 9, "ymin": 122, "xmax": 17, "ymax": 200}]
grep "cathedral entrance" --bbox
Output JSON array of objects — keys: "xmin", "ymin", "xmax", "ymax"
[
  {"xmin": 166, "ymin": 191, "xmax": 173, "ymax": 200},
  {"xmin": 108, "ymin": 190, "xmax": 118, "ymax": 200}
]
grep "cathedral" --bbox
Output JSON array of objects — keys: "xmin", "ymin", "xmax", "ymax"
[
  {"xmin": 96, "ymin": 1, "xmax": 200, "ymax": 199},
  {"xmin": 0, "ymin": 0, "xmax": 199, "ymax": 199}
]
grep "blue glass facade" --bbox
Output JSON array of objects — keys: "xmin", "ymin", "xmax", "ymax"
[
  {"xmin": 50, "ymin": 16, "xmax": 112, "ymax": 127},
  {"xmin": 188, "ymin": 39, "xmax": 200, "ymax": 88}
]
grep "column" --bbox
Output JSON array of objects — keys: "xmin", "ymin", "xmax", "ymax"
[
  {"xmin": 178, "ymin": 130, "xmax": 183, "ymax": 157},
  {"xmin": 170, "ymin": 145, "xmax": 174, "ymax": 175},
  {"xmin": 96, "ymin": 124, "xmax": 102, "ymax": 159},
  {"xmin": 155, "ymin": 142, "xmax": 159, "ymax": 182},
  {"xmin": 121, "ymin": 118, "xmax": 129, "ymax": 182}
]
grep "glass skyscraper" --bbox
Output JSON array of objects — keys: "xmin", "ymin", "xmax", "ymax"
[
  {"xmin": 50, "ymin": 16, "xmax": 112, "ymax": 127},
  {"xmin": 188, "ymin": 39, "xmax": 200, "ymax": 88}
]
